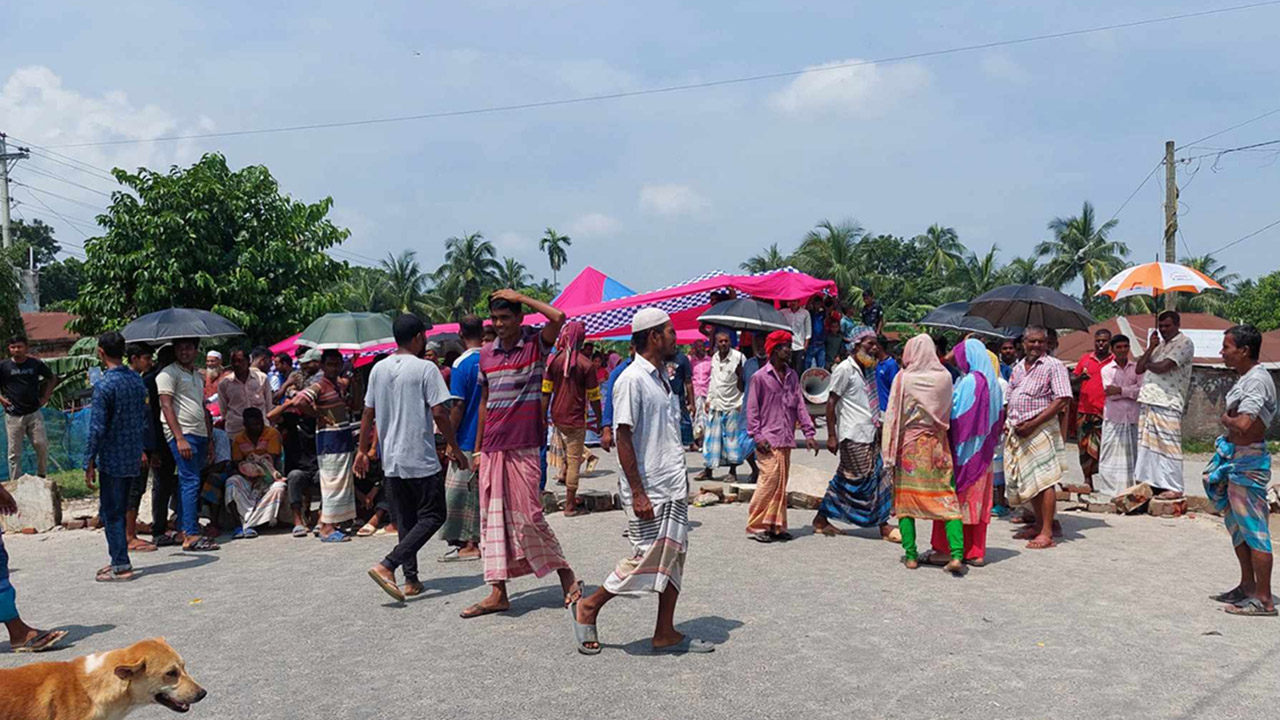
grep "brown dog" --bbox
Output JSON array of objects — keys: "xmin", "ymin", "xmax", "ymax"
[{"xmin": 0, "ymin": 637, "xmax": 206, "ymax": 719}]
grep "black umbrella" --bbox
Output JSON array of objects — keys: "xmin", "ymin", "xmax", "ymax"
[
  {"xmin": 120, "ymin": 308, "xmax": 245, "ymax": 343},
  {"xmin": 918, "ymin": 302, "xmax": 1015, "ymax": 338},
  {"xmin": 966, "ymin": 285, "xmax": 1095, "ymax": 331},
  {"xmin": 697, "ymin": 298, "xmax": 789, "ymax": 333}
]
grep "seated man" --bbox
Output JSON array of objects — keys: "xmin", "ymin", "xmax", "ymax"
[
  {"xmin": 198, "ymin": 427, "xmax": 234, "ymax": 538},
  {"xmin": 224, "ymin": 408, "xmax": 287, "ymax": 539}
]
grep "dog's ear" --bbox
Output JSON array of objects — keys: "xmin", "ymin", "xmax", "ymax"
[{"xmin": 114, "ymin": 660, "xmax": 146, "ymax": 681}]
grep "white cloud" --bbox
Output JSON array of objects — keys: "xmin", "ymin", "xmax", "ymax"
[
  {"xmin": 564, "ymin": 212, "xmax": 620, "ymax": 238},
  {"xmin": 769, "ymin": 59, "xmax": 929, "ymax": 117},
  {"xmin": 494, "ymin": 231, "xmax": 534, "ymax": 252},
  {"xmin": 638, "ymin": 183, "xmax": 709, "ymax": 217},
  {"xmin": 980, "ymin": 54, "xmax": 1030, "ymax": 84}
]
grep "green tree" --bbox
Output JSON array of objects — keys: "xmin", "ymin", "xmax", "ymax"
[
  {"xmin": 0, "ymin": 259, "xmax": 22, "ymax": 349},
  {"xmin": 1177, "ymin": 253, "xmax": 1239, "ymax": 315},
  {"xmin": 740, "ymin": 243, "xmax": 792, "ymax": 273},
  {"xmin": 498, "ymin": 256, "xmax": 532, "ymax": 290},
  {"xmin": 1000, "ymin": 255, "xmax": 1043, "ymax": 286},
  {"xmin": 1036, "ymin": 201, "xmax": 1128, "ymax": 305},
  {"xmin": 941, "ymin": 244, "xmax": 1003, "ymax": 302},
  {"xmin": 67, "ymin": 153, "xmax": 349, "ymax": 345},
  {"xmin": 434, "ymin": 231, "xmax": 500, "ymax": 320},
  {"xmin": 539, "ymin": 228, "xmax": 571, "ymax": 287},
  {"xmin": 527, "ymin": 278, "xmax": 559, "ymax": 302},
  {"xmin": 381, "ymin": 250, "xmax": 429, "ymax": 314},
  {"xmin": 38, "ymin": 257, "xmax": 84, "ymax": 310},
  {"xmin": 340, "ymin": 265, "xmax": 392, "ymax": 313},
  {"xmin": 853, "ymin": 233, "xmax": 939, "ymax": 322},
  {"xmin": 792, "ymin": 219, "xmax": 866, "ymax": 299},
  {"xmin": 4, "ymin": 218, "xmax": 60, "ymax": 269},
  {"xmin": 1228, "ymin": 271, "xmax": 1280, "ymax": 330},
  {"xmin": 913, "ymin": 223, "xmax": 965, "ymax": 277}
]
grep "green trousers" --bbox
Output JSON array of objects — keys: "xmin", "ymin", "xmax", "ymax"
[{"xmin": 900, "ymin": 517, "xmax": 962, "ymax": 561}]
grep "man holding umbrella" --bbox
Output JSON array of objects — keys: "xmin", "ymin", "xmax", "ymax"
[
  {"xmin": 156, "ymin": 338, "xmax": 218, "ymax": 552},
  {"xmin": 1135, "ymin": 311, "xmax": 1196, "ymax": 500}
]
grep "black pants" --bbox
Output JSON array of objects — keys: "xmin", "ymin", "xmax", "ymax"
[
  {"xmin": 379, "ymin": 472, "xmax": 447, "ymax": 584},
  {"xmin": 150, "ymin": 448, "xmax": 178, "ymax": 535}
]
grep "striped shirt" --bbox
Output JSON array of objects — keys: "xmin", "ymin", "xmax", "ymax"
[
  {"xmin": 1006, "ymin": 355, "xmax": 1072, "ymax": 425},
  {"xmin": 478, "ymin": 326, "xmax": 552, "ymax": 451}
]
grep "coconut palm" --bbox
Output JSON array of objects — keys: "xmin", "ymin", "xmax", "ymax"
[
  {"xmin": 941, "ymin": 244, "xmax": 1003, "ymax": 302},
  {"xmin": 1177, "ymin": 253, "xmax": 1239, "ymax": 315},
  {"xmin": 913, "ymin": 223, "xmax": 965, "ymax": 277},
  {"xmin": 791, "ymin": 219, "xmax": 866, "ymax": 298},
  {"xmin": 381, "ymin": 250, "xmax": 429, "ymax": 314},
  {"xmin": 740, "ymin": 243, "xmax": 792, "ymax": 273},
  {"xmin": 498, "ymin": 256, "xmax": 533, "ymax": 291},
  {"xmin": 1000, "ymin": 255, "xmax": 1044, "ymax": 286},
  {"xmin": 528, "ymin": 278, "xmax": 559, "ymax": 302},
  {"xmin": 436, "ymin": 231, "xmax": 501, "ymax": 315},
  {"xmin": 1036, "ymin": 201, "xmax": 1129, "ymax": 304},
  {"xmin": 539, "ymin": 228, "xmax": 572, "ymax": 287},
  {"xmin": 341, "ymin": 266, "xmax": 392, "ymax": 313}
]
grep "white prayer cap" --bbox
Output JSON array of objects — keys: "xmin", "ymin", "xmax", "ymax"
[
  {"xmin": 631, "ymin": 307, "xmax": 671, "ymax": 333},
  {"xmin": 206, "ymin": 350, "xmax": 222, "ymax": 360}
]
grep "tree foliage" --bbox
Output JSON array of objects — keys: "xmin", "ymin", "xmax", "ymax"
[
  {"xmin": 67, "ymin": 153, "xmax": 349, "ymax": 345},
  {"xmin": 1036, "ymin": 201, "xmax": 1128, "ymax": 307},
  {"xmin": 539, "ymin": 228, "xmax": 571, "ymax": 286},
  {"xmin": 1229, "ymin": 270, "xmax": 1280, "ymax": 331}
]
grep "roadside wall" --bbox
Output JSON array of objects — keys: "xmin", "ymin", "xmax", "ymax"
[{"xmin": 1183, "ymin": 366, "xmax": 1280, "ymax": 441}]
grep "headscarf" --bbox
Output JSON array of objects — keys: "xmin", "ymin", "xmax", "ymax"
[
  {"xmin": 606, "ymin": 351, "xmax": 621, "ymax": 374},
  {"xmin": 949, "ymin": 338, "xmax": 1006, "ymax": 494},
  {"xmin": 881, "ymin": 334, "xmax": 953, "ymax": 468},
  {"xmin": 555, "ymin": 321, "xmax": 587, "ymax": 376},
  {"xmin": 764, "ymin": 330, "xmax": 791, "ymax": 360}
]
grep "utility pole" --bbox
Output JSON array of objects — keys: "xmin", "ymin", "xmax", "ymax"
[
  {"xmin": 1163, "ymin": 139, "xmax": 1178, "ymax": 311},
  {"xmin": 0, "ymin": 133, "xmax": 30, "ymax": 251}
]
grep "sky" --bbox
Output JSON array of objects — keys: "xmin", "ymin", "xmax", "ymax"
[{"xmin": 2, "ymin": 0, "xmax": 1279, "ymax": 296}]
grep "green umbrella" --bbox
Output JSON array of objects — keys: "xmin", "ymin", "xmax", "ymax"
[{"xmin": 296, "ymin": 312, "xmax": 397, "ymax": 351}]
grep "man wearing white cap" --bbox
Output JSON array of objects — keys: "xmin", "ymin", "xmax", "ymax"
[
  {"xmin": 570, "ymin": 307, "xmax": 714, "ymax": 655},
  {"xmin": 202, "ymin": 350, "xmax": 227, "ymax": 400}
]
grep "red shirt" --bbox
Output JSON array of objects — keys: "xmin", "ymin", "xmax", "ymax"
[
  {"xmin": 1074, "ymin": 351, "xmax": 1114, "ymax": 416},
  {"xmin": 545, "ymin": 353, "xmax": 600, "ymax": 430}
]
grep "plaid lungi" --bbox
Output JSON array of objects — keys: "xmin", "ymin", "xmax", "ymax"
[
  {"xmin": 1096, "ymin": 420, "xmax": 1138, "ymax": 497},
  {"xmin": 1004, "ymin": 418, "xmax": 1065, "ymax": 506},
  {"xmin": 1204, "ymin": 437, "xmax": 1272, "ymax": 553}
]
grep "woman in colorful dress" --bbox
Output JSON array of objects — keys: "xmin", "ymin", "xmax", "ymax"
[
  {"xmin": 881, "ymin": 334, "xmax": 963, "ymax": 574},
  {"xmin": 925, "ymin": 338, "xmax": 1004, "ymax": 567}
]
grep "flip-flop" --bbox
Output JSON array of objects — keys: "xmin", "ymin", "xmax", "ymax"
[
  {"xmin": 13, "ymin": 629, "xmax": 67, "ymax": 653},
  {"xmin": 95, "ymin": 566, "xmax": 136, "ymax": 583},
  {"xmin": 233, "ymin": 527, "xmax": 258, "ymax": 540},
  {"xmin": 292, "ymin": 525, "xmax": 309, "ymax": 538},
  {"xmin": 568, "ymin": 600, "xmax": 602, "ymax": 655},
  {"xmin": 356, "ymin": 523, "xmax": 378, "ymax": 537},
  {"xmin": 367, "ymin": 569, "xmax": 405, "ymax": 602},
  {"xmin": 653, "ymin": 637, "xmax": 714, "ymax": 654},
  {"xmin": 320, "ymin": 531, "xmax": 350, "ymax": 543},
  {"xmin": 748, "ymin": 532, "xmax": 774, "ymax": 544},
  {"xmin": 153, "ymin": 533, "xmax": 179, "ymax": 547},
  {"xmin": 1211, "ymin": 587, "xmax": 1249, "ymax": 605},
  {"xmin": 183, "ymin": 537, "xmax": 220, "ymax": 552},
  {"xmin": 438, "ymin": 547, "xmax": 482, "ymax": 563},
  {"xmin": 1224, "ymin": 597, "xmax": 1278, "ymax": 617},
  {"xmin": 919, "ymin": 551, "xmax": 950, "ymax": 567},
  {"xmin": 459, "ymin": 603, "xmax": 508, "ymax": 619}
]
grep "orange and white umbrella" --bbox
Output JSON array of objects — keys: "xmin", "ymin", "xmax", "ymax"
[{"xmin": 1094, "ymin": 261, "xmax": 1223, "ymax": 300}]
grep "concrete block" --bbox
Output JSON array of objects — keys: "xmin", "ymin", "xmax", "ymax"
[
  {"xmin": 1085, "ymin": 502, "xmax": 1117, "ymax": 514},
  {"xmin": 63, "ymin": 518, "xmax": 87, "ymax": 530},
  {"xmin": 0, "ymin": 475, "xmax": 63, "ymax": 533},
  {"xmin": 1112, "ymin": 483, "xmax": 1153, "ymax": 515},
  {"xmin": 89, "ymin": 515, "xmax": 102, "ymax": 529},
  {"xmin": 1061, "ymin": 484, "xmax": 1092, "ymax": 495},
  {"xmin": 577, "ymin": 489, "xmax": 617, "ymax": 512},
  {"xmin": 1185, "ymin": 496, "xmax": 1218, "ymax": 516},
  {"xmin": 701, "ymin": 484, "xmax": 726, "ymax": 499},
  {"xmin": 20, "ymin": 527, "xmax": 37, "ymax": 534},
  {"xmin": 786, "ymin": 491, "xmax": 822, "ymax": 510},
  {"xmin": 729, "ymin": 483, "xmax": 756, "ymax": 503},
  {"xmin": 1148, "ymin": 497, "xmax": 1188, "ymax": 518}
]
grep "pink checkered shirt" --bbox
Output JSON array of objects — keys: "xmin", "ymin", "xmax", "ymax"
[{"xmin": 1006, "ymin": 355, "xmax": 1072, "ymax": 425}]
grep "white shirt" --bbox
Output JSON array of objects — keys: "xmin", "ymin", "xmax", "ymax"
[
  {"xmin": 827, "ymin": 357, "xmax": 876, "ymax": 444},
  {"xmin": 1137, "ymin": 332, "xmax": 1195, "ymax": 412},
  {"xmin": 156, "ymin": 363, "xmax": 208, "ymax": 440},
  {"xmin": 705, "ymin": 348, "xmax": 744, "ymax": 413},
  {"xmin": 364, "ymin": 354, "xmax": 452, "ymax": 478},
  {"xmin": 779, "ymin": 307, "xmax": 811, "ymax": 351},
  {"xmin": 611, "ymin": 354, "xmax": 689, "ymax": 505}
]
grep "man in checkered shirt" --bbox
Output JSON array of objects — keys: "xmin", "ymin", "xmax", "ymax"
[{"xmin": 1003, "ymin": 325, "xmax": 1072, "ymax": 550}]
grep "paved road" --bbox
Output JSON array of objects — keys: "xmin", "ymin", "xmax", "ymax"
[{"xmin": 3, "ymin": 450, "xmax": 1278, "ymax": 719}]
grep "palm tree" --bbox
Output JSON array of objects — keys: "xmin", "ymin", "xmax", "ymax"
[
  {"xmin": 381, "ymin": 250, "xmax": 428, "ymax": 314},
  {"xmin": 539, "ymin": 228, "xmax": 572, "ymax": 287},
  {"xmin": 1177, "ymin": 253, "xmax": 1239, "ymax": 315},
  {"xmin": 498, "ymin": 256, "xmax": 533, "ymax": 291},
  {"xmin": 1036, "ymin": 201, "xmax": 1129, "ymax": 304},
  {"xmin": 341, "ymin": 266, "xmax": 392, "ymax": 313},
  {"xmin": 436, "ymin": 231, "xmax": 500, "ymax": 315},
  {"xmin": 1000, "ymin": 255, "xmax": 1043, "ymax": 286},
  {"xmin": 942, "ymin": 244, "xmax": 1003, "ymax": 302},
  {"xmin": 740, "ymin": 243, "xmax": 792, "ymax": 273},
  {"xmin": 791, "ymin": 219, "xmax": 866, "ymax": 298},
  {"xmin": 529, "ymin": 278, "xmax": 559, "ymax": 302},
  {"xmin": 913, "ymin": 223, "xmax": 965, "ymax": 277}
]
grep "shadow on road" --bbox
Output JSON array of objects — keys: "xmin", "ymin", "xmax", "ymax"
[
  {"xmin": 1056, "ymin": 514, "xmax": 1111, "ymax": 540},
  {"xmin": 56, "ymin": 623, "xmax": 116, "ymax": 649},
  {"xmin": 614, "ymin": 615, "xmax": 745, "ymax": 656},
  {"xmin": 140, "ymin": 552, "xmax": 220, "ymax": 577},
  {"xmin": 378, "ymin": 573, "xmax": 487, "ymax": 608}
]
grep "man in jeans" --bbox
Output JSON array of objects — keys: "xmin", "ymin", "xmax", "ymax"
[
  {"xmin": 157, "ymin": 338, "xmax": 217, "ymax": 552},
  {"xmin": 1, "ymin": 335, "xmax": 55, "ymax": 480},
  {"xmin": 125, "ymin": 343, "xmax": 157, "ymax": 553},
  {"xmin": 84, "ymin": 332, "xmax": 150, "ymax": 582},
  {"xmin": 357, "ymin": 314, "xmax": 465, "ymax": 601}
]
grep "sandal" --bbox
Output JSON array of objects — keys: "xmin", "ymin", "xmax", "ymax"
[
  {"xmin": 232, "ymin": 527, "xmax": 258, "ymax": 540},
  {"xmin": 1224, "ymin": 597, "xmax": 1278, "ymax": 617},
  {"xmin": 438, "ymin": 547, "xmax": 481, "ymax": 563},
  {"xmin": 564, "ymin": 580, "xmax": 585, "ymax": 608},
  {"xmin": 919, "ymin": 551, "xmax": 950, "ymax": 567},
  {"xmin": 356, "ymin": 522, "xmax": 378, "ymax": 537},
  {"xmin": 183, "ymin": 537, "xmax": 220, "ymax": 552},
  {"xmin": 1211, "ymin": 587, "xmax": 1249, "ymax": 605},
  {"xmin": 292, "ymin": 525, "xmax": 309, "ymax": 538},
  {"xmin": 319, "ymin": 531, "xmax": 350, "ymax": 543},
  {"xmin": 653, "ymin": 637, "xmax": 715, "ymax": 654},
  {"xmin": 568, "ymin": 599, "xmax": 601, "ymax": 655},
  {"xmin": 153, "ymin": 533, "xmax": 179, "ymax": 548},
  {"xmin": 95, "ymin": 566, "xmax": 136, "ymax": 583},
  {"xmin": 367, "ymin": 568, "xmax": 405, "ymax": 602},
  {"xmin": 748, "ymin": 532, "xmax": 775, "ymax": 544},
  {"xmin": 12, "ymin": 629, "xmax": 67, "ymax": 653}
]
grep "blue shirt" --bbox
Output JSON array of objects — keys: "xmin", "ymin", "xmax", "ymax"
[
  {"xmin": 449, "ymin": 348, "xmax": 483, "ymax": 453},
  {"xmin": 85, "ymin": 365, "xmax": 151, "ymax": 478},
  {"xmin": 601, "ymin": 356, "xmax": 633, "ymax": 428},
  {"xmin": 999, "ymin": 362, "xmax": 1012, "ymax": 381},
  {"xmin": 875, "ymin": 357, "xmax": 899, "ymax": 412},
  {"xmin": 811, "ymin": 309, "xmax": 826, "ymax": 342},
  {"xmin": 668, "ymin": 352, "xmax": 692, "ymax": 402},
  {"xmin": 742, "ymin": 357, "xmax": 764, "ymax": 407}
]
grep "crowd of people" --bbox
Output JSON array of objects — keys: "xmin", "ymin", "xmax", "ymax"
[{"xmin": 0, "ymin": 292, "xmax": 1276, "ymax": 657}]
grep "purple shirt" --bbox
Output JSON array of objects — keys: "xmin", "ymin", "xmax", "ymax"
[
  {"xmin": 1099, "ymin": 358, "xmax": 1143, "ymax": 425},
  {"xmin": 746, "ymin": 362, "xmax": 815, "ymax": 448},
  {"xmin": 478, "ymin": 327, "xmax": 552, "ymax": 452}
]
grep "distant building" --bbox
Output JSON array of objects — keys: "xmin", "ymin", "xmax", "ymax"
[
  {"xmin": 21, "ymin": 311, "xmax": 80, "ymax": 358},
  {"xmin": 1057, "ymin": 313, "xmax": 1280, "ymax": 442}
]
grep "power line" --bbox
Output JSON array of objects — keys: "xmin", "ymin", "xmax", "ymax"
[
  {"xmin": 1104, "ymin": 159, "xmax": 1163, "ymax": 225},
  {"xmin": 18, "ymin": 164, "xmax": 114, "ymax": 197},
  {"xmin": 6, "ymin": 140, "xmax": 118, "ymax": 181},
  {"xmin": 38, "ymin": 0, "xmax": 1280, "ymax": 149},
  {"xmin": 21, "ymin": 147, "xmax": 118, "ymax": 184},
  {"xmin": 330, "ymin": 247, "xmax": 386, "ymax": 265},
  {"xmin": 11, "ymin": 182, "xmax": 105, "ymax": 212},
  {"xmin": 1207, "ymin": 217, "xmax": 1280, "ymax": 255},
  {"xmin": 1176, "ymin": 138, "xmax": 1280, "ymax": 163},
  {"xmin": 20, "ymin": 187, "xmax": 91, "ymax": 241},
  {"xmin": 1177, "ymin": 106, "xmax": 1280, "ymax": 150}
]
